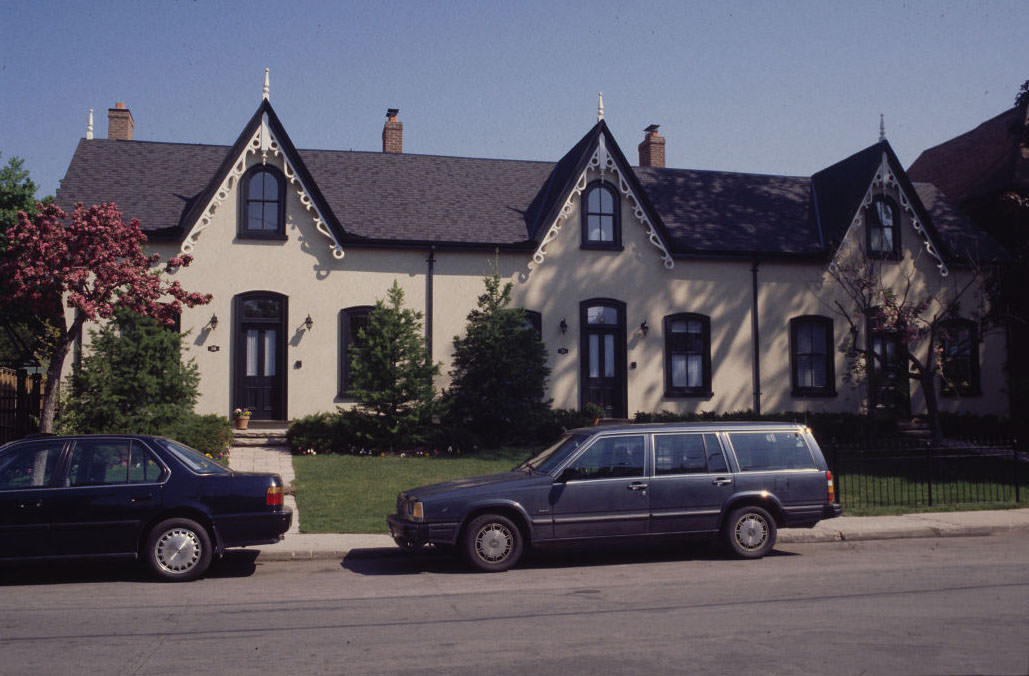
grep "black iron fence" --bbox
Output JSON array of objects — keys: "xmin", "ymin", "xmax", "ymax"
[
  {"xmin": 0, "ymin": 367, "xmax": 43, "ymax": 444},
  {"xmin": 822, "ymin": 438, "xmax": 1026, "ymax": 509}
]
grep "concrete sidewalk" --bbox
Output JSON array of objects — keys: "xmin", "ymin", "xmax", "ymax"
[{"xmin": 228, "ymin": 445, "xmax": 1029, "ymax": 563}]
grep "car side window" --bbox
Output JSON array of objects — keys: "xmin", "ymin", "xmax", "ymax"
[
  {"xmin": 654, "ymin": 433, "xmax": 725, "ymax": 475},
  {"xmin": 564, "ymin": 435, "xmax": 645, "ymax": 480},
  {"xmin": 728, "ymin": 432, "xmax": 816, "ymax": 471},
  {"xmin": 68, "ymin": 440, "xmax": 166, "ymax": 486},
  {"xmin": 0, "ymin": 440, "xmax": 62, "ymax": 490}
]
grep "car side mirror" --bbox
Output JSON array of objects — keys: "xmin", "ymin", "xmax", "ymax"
[{"xmin": 556, "ymin": 467, "xmax": 578, "ymax": 483}]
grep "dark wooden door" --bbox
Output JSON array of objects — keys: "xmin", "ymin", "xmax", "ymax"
[
  {"xmin": 581, "ymin": 300, "xmax": 626, "ymax": 418},
  {"xmin": 235, "ymin": 293, "xmax": 286, "ymax": 420}
]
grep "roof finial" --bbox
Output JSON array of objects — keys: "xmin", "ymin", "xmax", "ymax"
[
  {"xmin": 879, "ymin": 113, "xmax": 885, "ymax": 142},
  {"xmin": 597, "ymin": 91, "xmax": 604, "ymax": 122},
  {"xmin": 86, "ymin": 108, "xmax": 94, "ymax": 140},
  {"xmin": 262, "ymin": 68, "xmax": 270, "ymax": 101}
]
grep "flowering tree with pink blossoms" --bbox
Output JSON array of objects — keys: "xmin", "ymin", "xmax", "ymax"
[{"xmin": 0, "ymin": 202, "xmax": 211, "ymax": 432}]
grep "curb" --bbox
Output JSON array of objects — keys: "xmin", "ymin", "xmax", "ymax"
[{"xmin": 250, "ymin": 521, "xmax": 1029, "ymax": 562}]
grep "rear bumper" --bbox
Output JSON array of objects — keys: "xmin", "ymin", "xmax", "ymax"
[
  {"xmin": 782, "ymin": 503, "xmax": 842, "ymax": 528},
  {"xmin": 215, "ymin": 508, "xmax": 293, "ymax": 548},
  {"xmin": 387, "ymin": 515, "xmax": 460, "ymax": 548}
]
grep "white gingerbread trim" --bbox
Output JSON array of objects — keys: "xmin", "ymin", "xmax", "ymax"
[
  {"xmin": 178, "ymin": 112, "xmax": 345, "ymax": 260},
  {"xmin": 532, "ymin": 134, "xmax": 674, "ymax": 269},
  {"xmin": 829, "ymin": 152, "xmax": 948, "ymax": 277}
]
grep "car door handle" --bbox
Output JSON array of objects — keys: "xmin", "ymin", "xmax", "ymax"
[
  {"xmin": 712, "ymin": 477, "xmax": 732, "ymax": 486},
  {"xmin": 129, "ymin": 494, "xmax": 153, "ymax": 504},
  {"xmin": 18, "ymin": 500, "xmax": 42, "ymax": 509},
  {"xmin": 627, "ymin": 482, "xmax": 648, "ymax": 491}
]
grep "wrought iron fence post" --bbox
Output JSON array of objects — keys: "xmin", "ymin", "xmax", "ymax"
[{"xmin": 926, "ymin": 440, "xmax": 934, "ymax": 507}]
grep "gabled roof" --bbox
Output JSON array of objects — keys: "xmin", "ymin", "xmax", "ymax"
[{"xmin": 55, "ymin": 101, "xmax": 999, "ymax": 264}]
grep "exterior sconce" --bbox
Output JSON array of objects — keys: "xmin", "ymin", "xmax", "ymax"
[
  {"xmin": 559, "ymin": 318, "xmax": 568, "ymax": 334},
  {"xmin": 640, "ymin": 320, "xmax": 649, "ymax": 336},
  {"xmin": 304, "ymin": 314, "xmax": 314, "ymax": 331},
  {"xmin": 209, "ymin": 314, "xmax": 218, "ymax": 330}
]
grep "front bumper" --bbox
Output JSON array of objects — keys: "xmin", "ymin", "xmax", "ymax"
[{"xmin": 386, "ymin": 514, "xmax": 460, "ymax": 549}]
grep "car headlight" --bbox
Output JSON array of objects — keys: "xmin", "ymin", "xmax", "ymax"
[{"xmin": 411, "ymin": 501, "xmax": 424, "ymax": 521}]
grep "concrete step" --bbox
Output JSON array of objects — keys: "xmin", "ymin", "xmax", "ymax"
[{"xmin": 232, "ymin": 428, "xmax": 290, "ymax": 448}]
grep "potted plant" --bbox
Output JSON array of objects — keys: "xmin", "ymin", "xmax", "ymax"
[{"xmin": 233, "ymin": 408, "xmax": 253, "ymax": 430}]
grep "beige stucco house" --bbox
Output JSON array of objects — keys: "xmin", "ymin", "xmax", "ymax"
[{"xmin": 55, "ymin": 87, "xmax": 1009, "ymax": 424}]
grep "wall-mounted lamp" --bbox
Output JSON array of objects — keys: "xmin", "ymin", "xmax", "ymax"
[
  {"xmin": 559, "ymin": 318, "xmax": 568, "ymax": 334},
  {"xmin": 640, "ymin": 320, "xmax": 649, "ymax": 337},
  {"xmin": 304, "ymin": 314, "xmax": 314, "ymax": 331},
  {"xmin": 209, "ymin": 314, "xmax": 219, "ymax": 330}
]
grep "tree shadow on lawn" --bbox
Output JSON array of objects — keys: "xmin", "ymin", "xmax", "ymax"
[{"xmin": 341, "ymin": 538, "xmax": 797, "ymax": 576}]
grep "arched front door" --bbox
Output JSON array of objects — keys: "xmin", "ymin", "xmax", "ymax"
[
  {"xmin": 580, "ymin": 299, "xmax": 627, "ymax": 419},
  {"xmin": 234, "ymin": 292, "xmax": 287, "ymax": 420}
]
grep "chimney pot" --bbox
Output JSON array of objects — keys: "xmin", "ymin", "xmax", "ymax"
[
  {"xmin": 108, "ymin": 102, "xmax": 135, "ymax": 140},
  {"xmin": 638, "ymin": 124, "xmax": 665, "ymax": 168},
  {"xmin": 382, "ymin": 108, "xmax": 402, "ymax": 153}
]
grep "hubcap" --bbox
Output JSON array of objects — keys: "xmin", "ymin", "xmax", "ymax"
[
  {"xmin": 475, "ymin": 523, "xmax": 512, "ymax": 563},
  {"xmin": 735, "ymin": 514, "xmax": 768, "ymax": 551},
  {"xmin": 155, "ymin": 527, "xmax": 201, "ymax": 573}
]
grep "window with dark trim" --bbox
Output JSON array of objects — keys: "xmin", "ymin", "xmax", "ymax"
[
  {"xmin": 938, "ymin": 318, "xmax": 980, "ymax": 396},
  {"xmin": 790, "ymin": 315, "xmax": 835, "ymax": 396},
  {"xmin": 239, "ymin": 165, "xmax": 286, "ymax": 238},
  {"xmin": 664, "ymin": 313, "xmax": 711, "ymax": 397},
  {"xmin": 340, "ymin": 306, "xmax": 372, "ymax": 396},
  {"xmin": 523, "ymin": 310, "xmax": 542, "ymax": 340},
  {"xmin": 581, "ymin": 181, "xmax": 621, "ymax": 249},
  {"xmin": 866, "ymin": 196, "xmax": 900, "ymax": 259}
]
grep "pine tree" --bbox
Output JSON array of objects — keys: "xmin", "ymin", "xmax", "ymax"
[
  {"xmin": 347, "ymin": 281, "xmax": 439, "ymax": 450},
  {"xmin": 447, "ymin": 268, "xmax": 550, "ymax": 447},
  {"xmin": 60, "ymin": 309, "xmax": 200, "ymax": 434}
]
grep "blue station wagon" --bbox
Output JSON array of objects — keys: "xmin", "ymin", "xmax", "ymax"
[
  {"xmin": 0, "ymin": 434, "xmax": 292, "ymax": 581},
  {"xmin": 389, "ymin": 422, "xmax": 841, "ymax": 571}
]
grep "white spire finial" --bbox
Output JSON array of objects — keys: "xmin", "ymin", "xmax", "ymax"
[
  {"xmin": 597, "ymin": 92, "xmax": 604, "ymax": 122},
  {"xmin": 879, "ymin": 113, "xmax": 885, "ymax": 142},
  {"xmin": 86, "ymin": 108, "xmax": 94, "ymax": 140},
  {"xmin": 262, "ymin": 68, "xmax": 270, "ymax": 101}
]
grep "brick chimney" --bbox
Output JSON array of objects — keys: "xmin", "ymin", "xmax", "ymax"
[
  {"xmin": 638, "ymin": 124, "xmax": 665, "ymax": 168},
  {"xmin": 108, "ymin": 102, "xmax": 134, "ymax": 140},
  {"xmin": 382, "ymin": 108, "xmax": 402, "ymax": 153}
]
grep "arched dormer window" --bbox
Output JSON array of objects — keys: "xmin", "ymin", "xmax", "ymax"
[
  {"xmin": 581, "ymin": 181, "xmax": 621, "ymax": 249},
  {"xmin": 866, "ymin": 196, "xmax": 900, "ymax": 259},
  {"xmin": 239, "ymin": 165, "xmax": 286, "ymax": 239}
]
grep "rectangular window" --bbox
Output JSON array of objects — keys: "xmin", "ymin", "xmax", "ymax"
[
  {"xmin": 0, "ymin": 441, "xmax": 62, "ymax": 490},
  {"xmin": 939, "ymin": 320, "xmax": 980, "ymax": 396},
  {"xmin": 790, "ymin": 316, "xmax": 835, "ymax": 396},
  {"xmin": 728, "ymin": 432, "xmax": 816, "ymax": 471},
  {"xmin": 69, "ymin": 440, "xmax": 132, "ymax": 485},
  {"xmin": 654, "ymin": 433, "xmax": 725, "ymax": 475},
  {"xmin": 341, "ymin": 307, "xmax": 372, "ymax": 396},
  {"xmin": 665, "ymin": 314, "xmax": 711, "ymax": 396},
  {"xmin": 564, "ymin": 435, "xmax": 645, "ymax": 480}
]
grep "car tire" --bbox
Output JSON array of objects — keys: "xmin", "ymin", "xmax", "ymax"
[
  {"xmin": 145, "ymin": 518, "xmax": 213, "ymax": 581},
  {"xmin": 462, "ymin": 513, "xmax": 523, "ymax": 572},
  {"xmin": 724, "ymin": 505, "xmax": 776, "ymax": 559}
]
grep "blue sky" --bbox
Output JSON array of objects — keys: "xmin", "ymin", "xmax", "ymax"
[{"xmin": 1, "ymin": 0, "xmax": 1024, "ymax": 199}]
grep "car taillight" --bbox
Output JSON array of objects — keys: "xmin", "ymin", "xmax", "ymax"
[
  {"xmin": 826, "ymin": 471, "xmax": 835, "ymax": 504},
  {"xmin": 266, "ymin": 485, "xmax": 283, "ymax": 506}
]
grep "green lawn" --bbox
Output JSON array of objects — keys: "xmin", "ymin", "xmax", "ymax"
[{"xmin": 292, "ymin": 448, "xmax": 529, "ymax": 533}]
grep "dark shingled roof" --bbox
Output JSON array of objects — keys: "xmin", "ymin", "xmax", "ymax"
[{"xmin": 55, "ymin": 100, "xmax": 999, "ymax": 263}]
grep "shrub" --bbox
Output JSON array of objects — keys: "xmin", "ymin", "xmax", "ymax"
[{"xmin": 161, "ymin": 413, "xmax": 233, "ymax": 461}]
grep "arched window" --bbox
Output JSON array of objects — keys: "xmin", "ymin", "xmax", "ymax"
[
  {"xmin": 664, "ymin": 313, "xmax": 711, "ymax": 397},
  {"xmin": 581, "ymin": 181, "xmax": 620, "ymax": 248},
  {"xmin": 790, "ymin": 315, "xmax": 835, "ymax": 396},
  {"xmin": 867, "ymin": 196, "xmax": 900, "ymax": 258},
  {"xmin": 239, "ymin": 165, "xmax": 286, "ymax": 238}
]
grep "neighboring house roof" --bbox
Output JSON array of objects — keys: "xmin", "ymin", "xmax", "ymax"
[
  {"xmin": 909, "ymin": 104, "xmax": 1029, "ymax": 204},
  {"xmin": 55, "ymin": 99, "xmax": 1000, "ymax": 263}
]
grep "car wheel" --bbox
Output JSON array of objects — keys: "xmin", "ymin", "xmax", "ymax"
[
  {"xmin": 725, "ymin": 506, "xmax": 776, "ymax": 558},
  {"xmin": 146, "ymin": 518, "xmax": 213, "ymax": 581},
  {"xmin": 462, "ymin": 513, "xmax": 523, "ymax": 572}
]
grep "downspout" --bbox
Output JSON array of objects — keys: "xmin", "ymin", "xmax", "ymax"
[
  {"xmin": 425, "ymin": 247, "xmax": 435, "ymax": 361},
  {"xmin": 751, "ymin": 260, "xmax": 762, "ymax": 415}
]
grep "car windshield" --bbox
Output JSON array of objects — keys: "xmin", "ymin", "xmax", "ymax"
[
  {"xmin": 517, "ymin": 433, "xmax": 589, "ymax": 475},
  {"xmin": 154, "ymin": 438, "xmax": 229, "ymax": 475}
]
